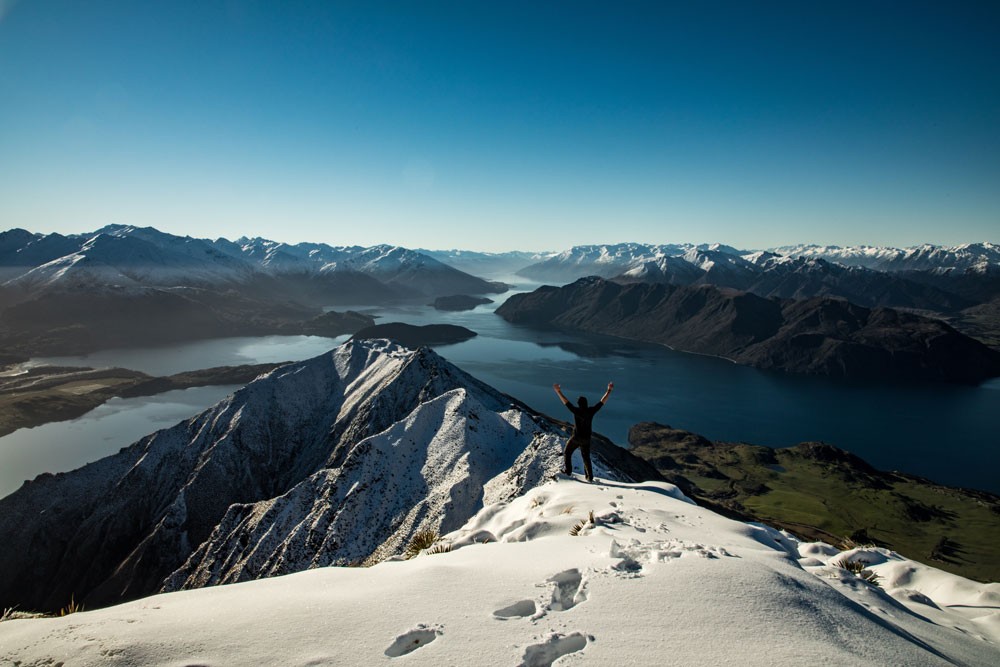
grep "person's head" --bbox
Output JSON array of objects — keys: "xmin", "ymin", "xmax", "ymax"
[{"xmin": 577, "ymin": 396, "xmax": 588, "ymax": 408}]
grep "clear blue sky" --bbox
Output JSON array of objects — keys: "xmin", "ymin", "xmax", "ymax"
[{"xmin": 1, "ymin": 1, "xmax": 997, "ymax": 251}]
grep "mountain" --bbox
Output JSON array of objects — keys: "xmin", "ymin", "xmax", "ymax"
[
  {"xmin": 0, "ymin": 226, "xmax": 510, "ymax": 358},
  {"xmin": 5, "ymin": 231, "xmax": 252, "ymax": 293},
  {"xmin": 2, "ymin": 477, "xmax": 997, "ymax": 665},
  {"xmin": 0, "ymin": 229, "xmax": 92, "ymax": 284},
  {"xmin": 627, "ymin": 422, "xmax": 1000, "ymax": 583},
  {"xmin": 773, "ymin": 242, "xmax": 1000, "ymax": 273},
  {"xmin": 741, "ymin": 255, "xmax": 971, "ymax": 312},
  {"xmin": 0, "ymin": 225, "xmax": 507, "ymax": 302},
  {"xmin": 516, "ymin": 243, "xmax": 691, "ymax": 282},
  {"xmin": 495, "ymin": 277, "xmax": 1000, "ymax": 382},
  {"xmin": 516, "ymin": 242, "xmax": 978, "ymax": 314},
  {"xmin": 0, "ymin": 339, "xmax": 659, "ymax": 612}
]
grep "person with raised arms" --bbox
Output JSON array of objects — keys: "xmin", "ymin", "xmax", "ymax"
[{"xmin": 552, "ymin": 381, "xmax": 613, "ymax": 482}]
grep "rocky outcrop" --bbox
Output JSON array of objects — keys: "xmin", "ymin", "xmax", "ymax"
[{"xmin": 496, "ymin": 277, "xmax": 1000, "ymax": 382}]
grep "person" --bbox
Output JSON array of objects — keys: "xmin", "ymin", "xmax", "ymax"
[{"xmin": 553, "ymin": 381, "xmax": 613, "ymax": 482}]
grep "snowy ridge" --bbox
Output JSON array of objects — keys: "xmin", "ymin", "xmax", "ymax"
[
  {"xmin": 772, "ymin": 242, "xmax": 1000, "ymax": 272},
  {"xmin": 164, "ymin": 386, "xmax": 591, "ymax": 589},
  {"xmin": 2, "ymin": 478, "xmax": 996, "ymax": 665},
  {"xmin": 520, "ymin": 242, "xmax": 984, "ymax": 311},
  {"xmin": 0, "ymin": 339, "xmax": 637, "ymax": 612},
  {"xmin": 518, "ymin": 240, "xmax": 999, "ymax": 285}
]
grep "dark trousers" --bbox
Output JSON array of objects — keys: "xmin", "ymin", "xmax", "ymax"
[{"xmin": 563, "ymin": 437, "xmax": 593, "ymax": 480}]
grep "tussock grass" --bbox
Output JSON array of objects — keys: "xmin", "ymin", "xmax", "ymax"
[
  {"xmin": 58, "ymin": 595, "xmax": 83, "ymax": 616},
  {"xmin": 404, "ymin": 530, "xmax": 439, "ymax": 559},
  {"xmin": 834, "ymin": 558, "xmax": 881, "ymax": 588}
]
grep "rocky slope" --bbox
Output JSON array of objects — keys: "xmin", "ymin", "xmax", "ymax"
[
  {"xmin": 496, "ymin": 277, "xmax": 1000, "ymax": 382},
  {"xmin": 0, "ymin": 340, "xmax": 660, "ymax": 612}
]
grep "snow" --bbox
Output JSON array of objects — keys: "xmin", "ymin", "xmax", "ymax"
[
  {"xmin": 0, "ymin": 227, "xmax": 483, "ymax": 293},
  {"xmin": 2, "ymin": 478, "xmax": 996, "ymax": 666},
  {"xmin": 771, "ymin": 242, "xmax": 1000, "ymax": 272}
]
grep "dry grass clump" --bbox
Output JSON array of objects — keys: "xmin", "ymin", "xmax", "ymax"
[{"xmin": 834, "ymin": 558, "xmax": 881, "ymax": 588}]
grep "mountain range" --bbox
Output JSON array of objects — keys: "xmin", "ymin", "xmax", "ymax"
[
  {"xmin": 496, "ymin": 277, "xmax": 1000, "ymax": 382},
  {"xmin": 0, "ymin": 225, "xmax": 506, "ymax": 301},
  {"xmin": 0, "ymin": 226, "xmax": 506, "ymax": 358},
  {"xmin": 516, "ymin": 242, "xmax": 1000, "ymax": 312},
  {"xmin": 0, "ymin": 339, "xmax": 658, "ymax": 612}
]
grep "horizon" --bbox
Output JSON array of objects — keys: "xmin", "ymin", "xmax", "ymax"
[
  {"xmin": 5, "ymin": 222, "xmax": 998, "ymax": 256},
  {"xmin": 1, "ymin": 2, "xmax": 998, "ymax": 251}
]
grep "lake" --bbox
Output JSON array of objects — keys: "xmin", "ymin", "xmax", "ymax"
[
  {"xmin": 0, "ymin": 385, "xmax": 239, "ymax": 497},
  {"xmin": 2, "ymin": 292, "xmax": 998, "ymax": 497}
]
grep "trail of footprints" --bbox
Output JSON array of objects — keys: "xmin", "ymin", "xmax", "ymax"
[
  {"xmin": 384, "ymin": 500, "xmax": 732, "ymax": 663},
  {"xmin": 384, "ymin": 568, "xmax": 591, "ymax": 665},
  {"xmin": 494, "ymin": 568, "xmax": 592, "ymax": 667}
]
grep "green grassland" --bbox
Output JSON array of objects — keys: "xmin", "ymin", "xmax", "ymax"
[{"xmin": 629, "ymin": 422, "xmax": 1000, "ymax": 583}]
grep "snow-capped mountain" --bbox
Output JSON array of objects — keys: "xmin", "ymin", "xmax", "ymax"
[
  {"xmin": 619, "ymin": 255, "xmax": 704, "ymax": 284},
  {"xmin": 0, "ymin": 339, "xmax": 655, "ymax": 612},
  {"xmin": 6, "ymin": 229, "xmax": 252, "ymax": 292},
  {"xmin": 517, "ymin": 243, "xmax": 692, "ymax": 282},
  {"xmin": 518, "ymin": 242, "xmax": 989, "ymax": 312},
  {"xmin": 0, "ymin": 225, "xmax": 506, "ymax": 300},
  {"xmin": 2, "ymin": 478, "xmax": 996, "ymax": 665},
  {"xmin": 773, "ymin": 242, "xmax": 1000, "ymax": 273}
]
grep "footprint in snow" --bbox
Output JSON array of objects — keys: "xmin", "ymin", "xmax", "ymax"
[
  {"xmin": 384, "ymin": 624, "xmax": 442, "ymax": 658},
  {"xmin": 519, "ymin": 632, "xmax": 590, "ymax": 667},
  {"xmin": 547, "ymin": 569, "xmax": 588, "ymax": 612},
  {"xmin": 494, "ymin": 599, "xmax": 538, "ymax": 619}
]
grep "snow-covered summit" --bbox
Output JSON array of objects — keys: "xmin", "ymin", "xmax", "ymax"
[{"xmin": 2, "ymin": 477, "xmax": 996, "ymax": 665}]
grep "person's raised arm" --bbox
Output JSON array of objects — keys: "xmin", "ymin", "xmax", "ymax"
[
  {"xmin": 553, "ymin": 383, "xmax": 570, "ymax": 406},
  {"xmin": 599, "ymin": 381, "xmax": 614, "ymax": 405}
]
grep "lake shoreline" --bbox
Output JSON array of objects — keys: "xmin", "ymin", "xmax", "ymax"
[{"xmin": 0, "ymin": 362, "xmax": 285, "ymax": 438}]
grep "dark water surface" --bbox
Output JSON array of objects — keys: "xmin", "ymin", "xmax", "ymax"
[
  {"xmin": 4, "ymin": 293, "xmax": 999, "ymax": 496},
  {"xmin": 356, "ymin": 298, "xmax": 1000, "ymax": 494}
]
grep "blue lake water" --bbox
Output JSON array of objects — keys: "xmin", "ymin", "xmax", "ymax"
[
  {"xmin": 0, "ymin": 385, "xmax": 240, "ymax": 498},
  {"xmin": 2, "ymin": 291, "xmax": 999, "ymax": 497}
]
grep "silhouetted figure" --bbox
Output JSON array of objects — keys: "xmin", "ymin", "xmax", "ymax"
[{"xmin": 553, "ymin": 382, "xmax": 613, "ymax": 482}]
